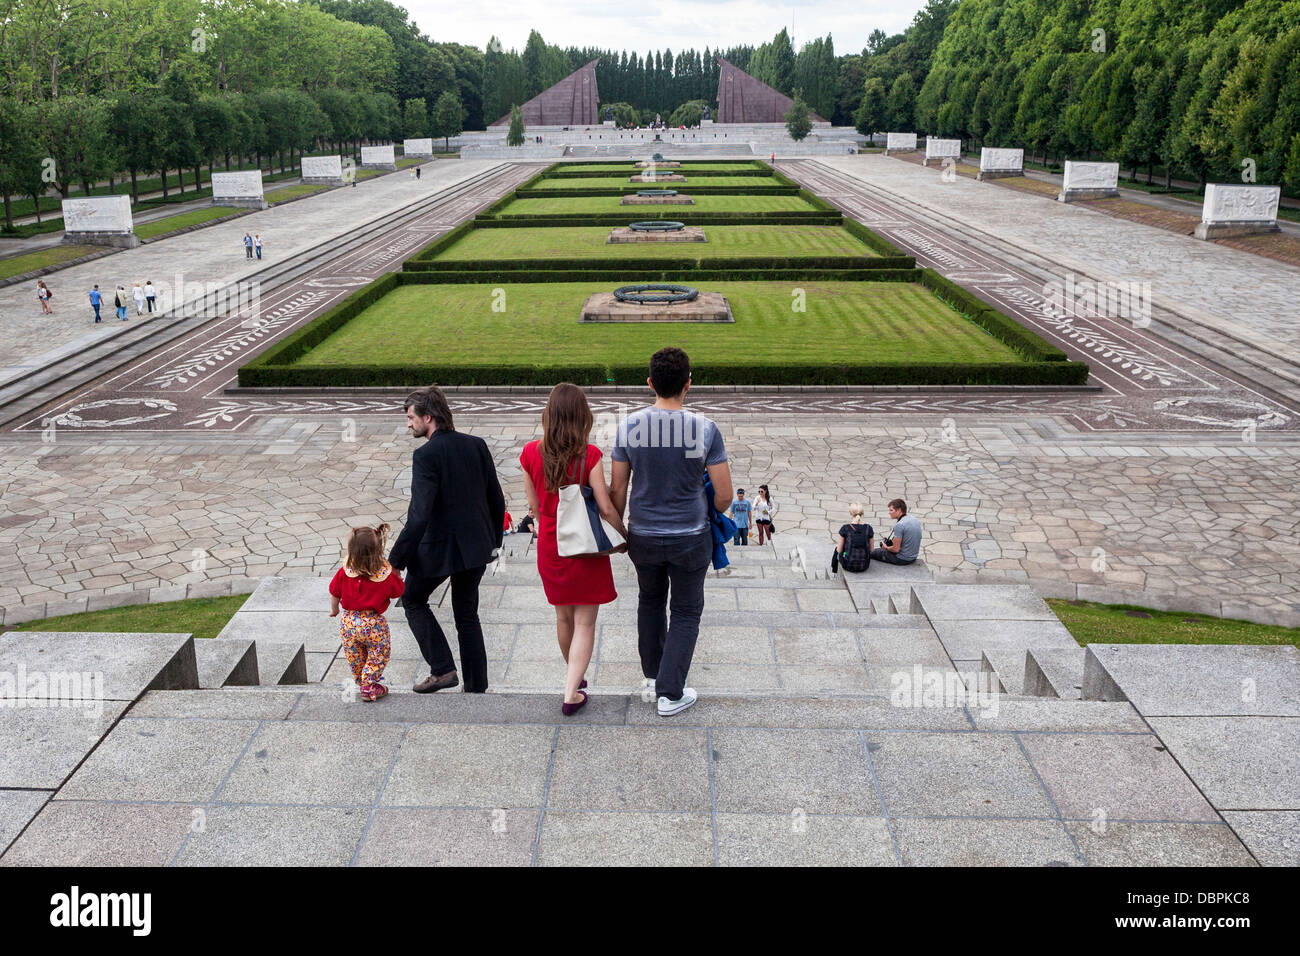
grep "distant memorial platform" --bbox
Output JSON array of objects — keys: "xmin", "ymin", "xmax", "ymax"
[
  {"xmin": 581, "ymin": 285, "xmax": 732, "ymax": 322},
  {"xmin": 360, "ymin": 145, "xmax": 397, "ymax": 170},
  {"xmin": 978, "ymin": 148, "xmax": 1024, "ymax": 180},
  {"xmin": 1194, "ymin": 184, "xmax": 1282, "ymax": 239},
  {"xmin": 629, "ymin": 173, "xmax": 686, "ymax": 182},
  {"xmin": 61, "ymin": 196, "xmax": 138, "ymax": 248},
  {"xmin": 301, "ymin": 155, "xmax": 346, "ymax": 186},
  {"xmin": 637, "ymin": 160, "xmax": 681, "ymax": 168},
  {"xmin": 211, "ymin": 171, "xmax": 268, "ymax": 209},
  {"xmin": 607, "ymin": 221, "xmax": 705, "ymax": 243},
  {"xmin": 1059, "ymin": 161, "xmax": 1120, "ymax": 202}
]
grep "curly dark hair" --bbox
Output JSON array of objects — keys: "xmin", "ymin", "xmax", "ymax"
[
  {"xmin": 404, "ymin": 385, "xmax": 454, "ymax": 431},
  {"xmin": 648, "ymin": 347, "xmax": 691, "ymax": 398}
]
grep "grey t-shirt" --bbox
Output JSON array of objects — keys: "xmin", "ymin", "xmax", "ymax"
[
  {"xmin": 891, "ymin": 514, "xmax": 922, "ymax": 562},
  {"xmin": 612, "ymin": 408, "xmax": 727, "ymax": 536}
]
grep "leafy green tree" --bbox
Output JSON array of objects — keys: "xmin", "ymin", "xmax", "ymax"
[
  {"xmin": 854, "ymin": 76, "xmax": 888, "ymax": 135},
  {"xmin": 403, "ymin": 97, "xmax": 428, "ymax": 139},
  {"xmin": 507, "ymin": 104, "xmax": 525, "ymax": 146},
  {"xmin": 0, "ymin": 99, "xmax": 44, "ymax": 228},
  {"xmin": 786, "ymin": 90, "xmax": 813, "ymax": 141},
  {"xmin": 431, "ymin": 90, "xmax": 464, "ymax": 150},
  {"xmin": 887, "ymin": 72, "xmax": 917, "ymax": 130}
]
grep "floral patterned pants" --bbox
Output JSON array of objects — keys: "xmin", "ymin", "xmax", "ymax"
[{"xmin": 340, "ymin": 609, "xmax": 391, "ymax": 688}]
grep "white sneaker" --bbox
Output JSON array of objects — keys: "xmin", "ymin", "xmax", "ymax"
[{"xmin": 657, "ymin": 686, "xmax": 698, "ymax": 717}]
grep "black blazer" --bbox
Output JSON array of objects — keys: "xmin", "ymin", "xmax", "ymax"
[{"xmin": 389, "ymin": 429, "xmax": 506, "ymax": 579}]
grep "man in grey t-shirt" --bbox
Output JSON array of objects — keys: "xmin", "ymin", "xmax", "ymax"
[
  {"xmin": 872, "ymin": 498, "xmax": 922, "ymax": 565},
  {"xmin": 611, "ymin": 348, "xmax": 733, "ymax": 717}
]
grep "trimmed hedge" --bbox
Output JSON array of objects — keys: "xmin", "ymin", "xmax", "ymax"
[
  {"xmin": 394, "ymin": 268, "xmax": 923, "ymax": 283},
  {"xmin": 842, "ymin": 219, "xmax": 910, "ymax": 259},
  {"xmin": 473, "ymin": 213, "xmax": 844, "ymax": 227},
  {"xmin": 240, "ymin": 363, "xmax": 612, "ymax": 388},
  {"xmin": 918, "ymin": 269, "xmax": 1070, "ymax": 362},
  {"xmin": 512, "ymin": 185, "xmax": 800, "ymax": 198},
  {"xmin": 406, "ymin": 218, "xmax": 476, "ymax": 262},
  {"xmin": 403, "ymin": 254, "xmax": 913, "ymax": 272}
]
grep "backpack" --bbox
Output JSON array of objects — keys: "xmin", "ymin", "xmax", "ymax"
[{"xmin": 842, "ymin": 524, "xmax": 871, "ymax": 573}]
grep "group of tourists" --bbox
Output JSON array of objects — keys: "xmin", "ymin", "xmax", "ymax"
[
  {"xmin": 832, "ymin": 499, "xmax": 923, "ymax": 574},
  {"xmin": 242, "ymin": 233, "xmax": 264, "ymax": 259},
  {"xmin": 327, "ymin": 345, "xmax": 925, "ymax": 714},
  {"xmin": 81, "ymin": 280, "xmax": 158, "ymax": 323}
]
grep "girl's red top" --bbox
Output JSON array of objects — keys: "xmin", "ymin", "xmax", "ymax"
[{"xmin": 329, "ymin": 564, "xmax": 405, "ymax": 613}]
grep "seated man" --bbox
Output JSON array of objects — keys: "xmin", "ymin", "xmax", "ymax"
[{"xmin": 872, "ymin": 498, "xmax": 921, "ymax": 565}]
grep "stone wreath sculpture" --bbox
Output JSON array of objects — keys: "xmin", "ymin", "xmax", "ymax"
[{"xmin": 613, "ymin": 284, "xmax": 700, "ymax": 304}]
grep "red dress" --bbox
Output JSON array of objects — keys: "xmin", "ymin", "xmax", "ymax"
[{"xmin": 519, "ymin": 440, "xmax": 617, "ymax": 606}]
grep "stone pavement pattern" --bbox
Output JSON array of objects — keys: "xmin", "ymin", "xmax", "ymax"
[{"xmin": 2, "ymin": 416, "xmax": 1298, "ymax": 627}]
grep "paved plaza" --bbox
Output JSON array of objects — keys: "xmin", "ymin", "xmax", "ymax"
[{"xmin": 1, "ymin": 151, "xmax": 1298, "ymax": 867}]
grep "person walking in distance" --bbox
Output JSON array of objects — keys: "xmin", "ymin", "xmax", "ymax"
[
  {"xmin": 388, "ymin": 386, "xmax": 506, "ymax": 694},
  {"xmin": 114, "ymin": 285, "xmax": 129, "ymax": 321},
  {"xmin": 89, "ymin": 284, "xmax": 102, "ymax": 323},
  {"xmin": 254, "ymin": 234, "xmax": 263, "ymax": 260},
  {"xmin": 729, "ymin": 488, "xmax": 752, "ymax": 545},
  {"xmin": 36, "ymin": 280, "xmax": 52, "ymax": 315},
  {"xmin": 243, "ymin": 233, "xmax": 253, "ymax": 259},
  {"xmin": 611, "ymin": 347, "xmax": 733, "ymax": 717},
  {"xmin": 144, "ymin": 280, "xmax": 157, "ymax": 313},
  {"xmin": 519, "ymin": 383, "xmax": 626, "ymax": 715},
  {"xmin": 753, "ymin": 484, "xmax": 776, "ymax": 545},
  {"xmin": 132, "ymin": 282, "xmax": 145, "ymax": 316}
]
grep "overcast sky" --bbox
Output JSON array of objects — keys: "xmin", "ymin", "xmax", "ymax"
[{"xmin": 399, "ymin": 1, "xmax": 926, "ymax": 55}]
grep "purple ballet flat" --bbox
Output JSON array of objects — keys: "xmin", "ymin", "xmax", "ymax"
[{"xmin": 561, "ymin": 689, "xmax": 588, "ymax": 717}]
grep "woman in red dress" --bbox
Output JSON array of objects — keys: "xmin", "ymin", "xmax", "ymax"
[{"xmin": 519, "ymin": 384, "xmax": 626, "ymax": 714}]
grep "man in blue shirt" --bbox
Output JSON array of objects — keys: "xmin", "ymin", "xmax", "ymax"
[
  {"xmin": 611, "ymin": 348, "xmax": 733, "ymax": 717},
  {"xmin": 729, "ymin": 489, "xmax": 752, "ymax": 545},
  {"xmin": 88, "ymin": 285, "xmax": 102, "ymax": 323},
  {"xmin": 872, "ymin": 498, "xmax": 922, "ymax": 565}
]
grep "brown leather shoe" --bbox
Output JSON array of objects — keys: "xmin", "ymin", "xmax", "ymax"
[{"xmin": 413, "ymin": 671, "xmax": 459, "ymax": 693}]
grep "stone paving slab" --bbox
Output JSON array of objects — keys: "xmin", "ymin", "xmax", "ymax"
[
  {"xmin": 218, "ymin": 721, "xmax": 406, "ymax": 805},
  {"xmin": 969, "ymin": 699, "xmax": 1147, "ymax": 733},
  {"xmin": 1025, "ymin": 648, "xmax": 1086, "ymax": 700},
  {"xmin": 869, "ymin": 731, "xmax": 1058, "ymax": 818},
  {"xmin": 195, "ymin": 637, "xmax": 258, "ymax": 688},
  {"xmin": 0, "ymin": 800, "xmax": 195, "ymax": 867},
  {"xmin": 0, "ymin": 631, "xmax": 197, "ymax": 700},
  {"xmin": 1220, "ymin": 811, "xmax": 1300, "ymax": 867},
  {"xmin": 933, "ymin": 619, "xmax": 1077, "ymax": 663},
  {"xmin": 130, "ymin": 688, "xmax": 300, "ymax": 720},
  {"xmin": 175, "ymin": 806, "xmax": 369, "ymax": 867},
  {"xmin": 891, "ymin": 818, "xmax": 1082, "ymax": 866},
  {"xmin": 912, "ymin": 585, "xmax": 1058, "ymax": 622},
  {"xmin": 0, "ymin": 789, "xmax": 51, "ymax": 853},
  {"xmin": 1065, "ymin": 822, "xmax": 1256, "ymax": 866},
  {"xmin": 57, "ymin": 716, "xmax": 258, "ymax": 802},
  {"xmin": 356, "ymin": 808, "xmax": 540, "ymax": 866},
  {"xmin": 1019, "ymin": 732, "xmax": 1219, "ymax": 821},
  {"xmin": 1145, "ymin": 716, "xmax": 1300, "ymax": 811},
  {"xmin": 536, "ymin": 811, "xmax": 714, "ymax": 866},
  {"xmin": 380, "ymin": 724, "xmax": 553, "ymax": 808},
  {"xmin": 1084, "ymin": 643, "xmax": 1300, "ymax": 716},
  {"xmin": 710, "ymin": 728, "xmax": 880, "ymax": 815},
  {"xmin": 981, "ymin": 648, "xmax": 1027, "ymax": 695},
  {"xmin": 546, "ymin": 726, "xmax": 712, "ymax": 812},
  {"xmin": 715, "ymin": 813, "xmax": 897, "ymax": 866},
  {"xmin": 0, "ymin": 703, "xmax": 128, "ymax": 789}
]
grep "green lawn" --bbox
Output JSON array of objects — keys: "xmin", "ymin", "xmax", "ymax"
[
  {"xmin": 431, "ymin": 225, "xmax": 873, "ymax": 261},
  {"xmin": 530, "ymin": 175, "xmax": 781, "ymax": 190},
  {"xmin": 496, "ymin": 194, "xmax": 822, "ymax": 215},
  {"xmin": 0, "ymin": 244, "xmax": 101, "ymax": 281},
  {"xmin": 13, "ymin": 594, "xmax": 250, "ymax": 641},
  {"xmin": 270, "ymin": 183, "xmax": 329, "ymax": 204},
  {"xmin": 289, "ymin": 280, "xmax": 1021, "ymax": 370},
  {"xmin": 1048, "ymin": 598, "xmax": 1300, "ymax": 649},
  {"xmin": 135, "ymin": 206, "xmax": 237, "ymax": 239}
]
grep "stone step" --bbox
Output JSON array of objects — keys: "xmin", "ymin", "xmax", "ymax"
[
  {"xmin": 252, "ymin": 641, "xmax": 309, "ymax": 686},
  {"xmin": 0, "ymin": 630, "xmax": 198, "ymax": 701},
  {"xmin": 1024, "ymin": 648, "xmax": 1087, "ymax": 700},
  {"xmin": 194, "ymin": 638, "xmax": 259, "ymax": 689},
  {"xmin": 980, "ymin": 648, "xmax": 1027, "ymax": 696}
]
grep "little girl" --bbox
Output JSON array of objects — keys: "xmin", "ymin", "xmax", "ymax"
[{"xmin": 328, "ymin": 523, "xmax": 404, "ymax": 701}]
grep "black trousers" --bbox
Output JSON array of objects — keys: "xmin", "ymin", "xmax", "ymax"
[
  {"xmin": 402, "ymin": 565, "xmax": 488, "ymax": 692},
  {"xmin": 870, "ymin": 548, "xmax": 915, "ymax": 565},
  {"xmin": 627, "ymin": 530, "xmax": 712, "ymax": 700}
]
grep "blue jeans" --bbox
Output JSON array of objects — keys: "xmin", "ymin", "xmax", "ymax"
[
  {"xmin": 116, "ymin": 306, "xmax": 127, "ymax": 320},
  {"xmin": 92, "ymin": 304, "xmax": 101, "ymax": 321},
  {"xmin": 627, "ymin": 529, "xmax": 712, "ymax": 700},
  {"xmin": 732, "ymin": 526, "xmax": 749, "ymax": 545}
]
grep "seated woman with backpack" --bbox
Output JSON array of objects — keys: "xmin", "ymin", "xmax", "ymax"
[{"xmin": 831, "ymin": 502, "xmax": 874, "ymax": 574}]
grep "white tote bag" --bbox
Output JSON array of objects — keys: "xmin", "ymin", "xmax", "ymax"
[{"xmin": 555, "ymin": 458, "xmax": 625, "ymax": 557}]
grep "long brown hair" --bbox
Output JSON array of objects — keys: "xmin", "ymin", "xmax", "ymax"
[
  {"xmin": 539, "ymin": 383, "xmax": 592, "ymax": 492},
  {"xmin": 346, "ymin": 523, "xmax": 391, "ymax": 578}
]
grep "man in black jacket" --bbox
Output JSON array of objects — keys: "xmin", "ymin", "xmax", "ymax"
[{"xmin": 389, "ymin": 386, "xmax": 505, "ymax": 693}]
